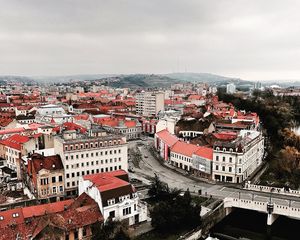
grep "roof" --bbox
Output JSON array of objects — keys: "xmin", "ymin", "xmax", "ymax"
[
  {"xmin": 171, "ymin": 141, "xmax": 201, "ymax": 157},
  {"xmin": 83, "ymin": 170, "xmax": 130, "ymax": 192},
  {"xmin": 193, "ymin": 146, "xmax": 213, "ymax": 160},
  {"xmin": 83, "ymin": 170, "xmax": 135, "ymax": 206},
  {"xmin": 29, "ymin": 153, "xmax": 64, "ymax": 173},
  {"xmin": 155, "ymin": 129, "xmax": 179, "ymax": 146},
  {"xmin": 212, "ymin": 132, "xmax": 238, "ymax": 141},
  {"xmin": 0, "ymin": 193, "xmax": 103, "ymax": 240},
  {"xmin": 0, "ymin": 134, "xmax": 30, "ymax": 150}
]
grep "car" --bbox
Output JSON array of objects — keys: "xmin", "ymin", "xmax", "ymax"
[{"xmin": 128, "ymin": 168, "xmax": 135, "ymax": 173}]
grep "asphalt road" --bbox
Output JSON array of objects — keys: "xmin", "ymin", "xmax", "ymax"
[{"xmin": 128, "ymin": 139, "xmax": 300, "ymax": 209}]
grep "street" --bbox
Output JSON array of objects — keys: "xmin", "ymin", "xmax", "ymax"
[{"xmin": 128, "ymin": 139, "xmax": 300, "ymax": 209}]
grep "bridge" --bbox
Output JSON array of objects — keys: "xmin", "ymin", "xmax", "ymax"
[{"xmin": 224, "ymin": 195, "xmax": 300, "ymax": 225}]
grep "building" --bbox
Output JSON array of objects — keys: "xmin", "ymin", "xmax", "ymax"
[
  {"xmin": 27, "ymin": 153, "xmax": 65, "ymax": 202},
  {"xmin": 135, "ymin": 91, "xmax": 165, "ymax": 116},
  {"xmin": 170, "ymin": 141, "xmax": 202, "ymax": 171},
  {"xmin": 212, "ymin": 130, "xmax": 264, "ymax": 183},
  {"xmin": 35, "ymin": 104, "xmax": 73, "ymax": 124},
  {"xmin": 155, "ymin": 129, "xmax": 179, "ymax": 161},
  {"xmin": 96, "ymin": 118, "xmax": 142, "ymax": 141},
  {"xmin": 54, "ymin": 125, "xmax": 128, "ymax": 196},
  {"xmin": 226, "ymin": 83, "xmax": 236, "ymax": 94},
  {"xmin": 0, "ymin": 192, "xmax": 103, "ymax": 240},
  {"xmin": 0, "ymin": 134, "xmax": 38, "ymax": 180},
  {"xmin": 192, "ymin": 147, "xmax": 213, "ymax": 179},
  {"xmin": 79, "ymin": 170, "xmax": 147, "ymax": 226}
]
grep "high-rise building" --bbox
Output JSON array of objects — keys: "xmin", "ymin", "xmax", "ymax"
[
  {"xmin": 136, "ymin": 91, "xmax": 165, "ymax": 116},
  {"xmin": 226, "ymin": 83, "xmax": 236, "ymax": 94}
]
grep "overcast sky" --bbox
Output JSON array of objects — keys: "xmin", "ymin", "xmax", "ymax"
[{"xmin": 1, "ymin": 0, "xmax": 300, "ymax": 80}]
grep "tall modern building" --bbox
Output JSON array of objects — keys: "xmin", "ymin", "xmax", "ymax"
[
  {"xmin": 136, "ymin": 91, "xmax": 165, "ymax": 116},
  {"xmin": 226, "ymin": 83, "xmax": 236, "ymax": 94}
]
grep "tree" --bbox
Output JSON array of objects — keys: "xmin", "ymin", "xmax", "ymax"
[{"xmin": 150, "ymin": 189, "xmax": 201, "ymax": 233}]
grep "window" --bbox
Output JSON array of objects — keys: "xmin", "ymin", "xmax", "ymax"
[
  {"xmin": 71, "ymin": 173, "xmax": 75, "ymax": 178},
  {"xmin": 239, "ymin": 168, "xmax": 241, "ymax": 173},
  {"xmin": 216, "ymin": 165, "xmax": 219, "ymax": 170},
  {"xmin": 52, "ymin": 176, "xmax": 56, "ymax": 183},
  {"xmin": 60, "ymin": 186, "xmax": 63, "ymax": 192},
  {"xmin": 229, "ymin": 157, "xmax": 232, "ymax": 163},
  {"xmin": 59, "ymin": 176, "xmax": 63, "ymax": 182},
  {"xmin": 216, "ymin": 156, "xmax": 219, "ymax": 161},
  {"xmin": 222, "ymin": 157, "xmax": 225, "ymax": 162},
  {"xmin": 229, "ymin": 167, "xmax": 232, "ymax": 172},
  {"xmin": 222, "ymin": 166, "xmax": 225, "ymax": 171},
  {"xmin": 53, "ymin": 187, "xmax": 56, "ymax": 193},
  {"xmin": 109, "ymin": 211, "xmax": 115, "ymax": 218},
  {"xmin": 66, "ymin": 156, "xmax": 68, "ymax": 160},
  {"xmin": 123, "ymin": 207, "xmax": 131, "ymax": 216}
]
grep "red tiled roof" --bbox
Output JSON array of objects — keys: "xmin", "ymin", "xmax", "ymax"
[
  {"xmin": 171, "ymin": 141, "xmax": 200, "ymax": 157},
  {"xmin": 156, "ymin": 129, "xmax": 178, "ymax": 146},
  {"xmin": 213, "ymin": 132, "xmax": 237, "ymax": 141},
  {"xmin": 83, "ymin": 170, "xmax": 130, "ymax": 192},
  {"xmin": 0, "ymin": 134, "xmax": 30, "ymax": 150},
  {"xmin": 29, "ymin": 153, "xmax": 64, "ymax": 173},
  {"xmin": 194, "ymin": 146, "xmax": 213, "ymax": 160}
]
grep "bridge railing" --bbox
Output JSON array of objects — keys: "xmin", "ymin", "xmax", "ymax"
[
  {"xmin": 244, "ymin": 182, "xmax": 300, "ymax": 197},
  {"xmin": 224, "ymin": 197, "xmax": 267, "ymax": 212},
  {"xmin": 224, "ymin": 197, "xmax": 300, "ymax": 219}
]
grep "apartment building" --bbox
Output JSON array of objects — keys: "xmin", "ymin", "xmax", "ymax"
[
  {"xmin": 212, "ymin": 130, "xmax": 264, "ymax": 183},
  {"xmin": 79, "ymin": 170, "xmax": 147, "ymax": 226},
  {"xmin": 136, "ymin": 91, "xmax": 165, "ymax": 116},
  {"xmin": 54, "ymin": 125, "xmax": 128, "ymax": 196}
]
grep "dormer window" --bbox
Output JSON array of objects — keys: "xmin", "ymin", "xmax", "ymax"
[
  {"xmin": 0, "ymin": 216, "xmax": 3, "ymax": 220},
  {"xmin": 12, "ymin": 213, "xmax": 19, "ymax": 218},
  {"xmin": 216, "ymin": 147, "xmax": 220, "ymax": 151}
]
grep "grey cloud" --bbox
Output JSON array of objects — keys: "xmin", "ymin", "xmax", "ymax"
[{"xmin": 1, "ymin": 0, "xmax": 300, "ymax": 79}]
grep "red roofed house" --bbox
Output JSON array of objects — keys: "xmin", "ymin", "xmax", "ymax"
[
  {"xmin": 155, "ymin": 129, "xmax": 179, "ymax": 161},
  {"xmin": 79, "ymin": 170, "xmax": 147, "ymax": 226},
  {"xmin": 170, "ymin": 141, "xmax": 201, "ymax": 171},
  {"xmin": 97, "ymin": 118, "xmax": 142, "ymax": 140},
  {"xmin": 27, "ymin": 153, "xmax": 65, "ymax": 202},
  {"xmin": 0, "ymin": 192, "xmax": 103, "ymax": 240},
  {"xmin": 0, "ymin": 134, "xmax": 38, "ymax": 180}
]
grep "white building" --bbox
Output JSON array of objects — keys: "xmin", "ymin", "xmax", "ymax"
[
  {"xmin": 78, "ymin": 170, "xmax": 147, "ymax": 225},
  {"xmin": 135, "ymin": 91, "xmax": 165, "ymax": 116},
  {"xmin": 226, "ymin": 83, "xmax": 236, "ymax": 94},
  {"xmin": 54, "ymin": 125, "xmax": 128, "ymax": 196},
  {"xmin": 35, "ymin": 104, "xmax": 73, "ymax": 124},
  {"xmin": 212, "ymin": 130, "xmax": 264, "ymax": 183}
]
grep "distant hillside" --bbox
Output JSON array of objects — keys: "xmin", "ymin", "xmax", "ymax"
[
  {"xmin": 91, "ymin": 74, "xmax": 181, "ymax": 89},
  {"xmin": 0, "ymin": 76, "xmax": 36, "ymax": 85}
]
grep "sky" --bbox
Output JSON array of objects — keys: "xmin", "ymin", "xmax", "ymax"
[{"xmin": 1, "ymin": 0, "xmax": 300, "ymax": 80}]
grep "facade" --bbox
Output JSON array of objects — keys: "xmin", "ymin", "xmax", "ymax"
[
  {"xmin": 0, "ymin": 193, "xmax": 103, "ymax": 240},
  {"xmin": 191, "ymin": 147, "xmax": 213, "ymax": 179},
  {"xmin": 54, "ymin": 125, "xmax": 128, "ymax": 196},
  {"xmin": 170, "ymin": 141, "xmax": 203, "ymax": 171},
  {"xmin": 212, "ymin": 130, "xmax": 264, "ymax": 183},
  {"xmin": 79, "ymin": 170, "xmax": 147, "ymax": 226},
  {"xmin": 27, "ymin": 153, "xmax": 65, "ymax": 202},
  {"xmin": 154, "ymin": 129, "xmax": 178, "ymax": 161},
  {"xmin": 136, "ymin": 91, "xmax": 165, "ymax": 116}
]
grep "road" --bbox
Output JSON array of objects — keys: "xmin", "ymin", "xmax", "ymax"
[{"xmin": 128, "ymin": 139, "xmax": 300, "ymax": 209}]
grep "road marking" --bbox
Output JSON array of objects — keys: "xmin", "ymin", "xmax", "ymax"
[{"xmin": 220, "ymin": 187, "xmax": 226, "ymax": 191}]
